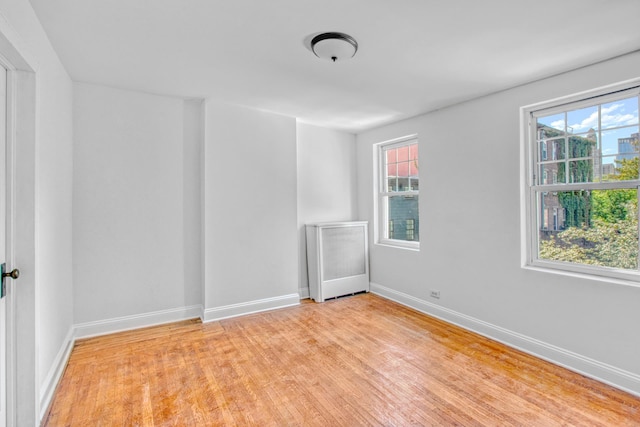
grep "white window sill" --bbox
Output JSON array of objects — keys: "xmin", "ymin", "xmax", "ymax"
[
  {"xmin": 376, "ymin": 239, "xmax": 420, "ymax": 252},
  {"xmin": 522, "ymin": 262, "xmax": 640, "ymax": 289}
]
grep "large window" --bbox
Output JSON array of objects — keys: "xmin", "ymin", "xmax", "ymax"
[
  {"xmin": 377, "ymin": 136, "xmax": 419, "ymax": 249},
  {"xmin": 523, "ymin": 82, "xmax": 640, "ymax": 281}
]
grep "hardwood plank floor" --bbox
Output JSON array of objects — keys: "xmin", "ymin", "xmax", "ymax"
[{"xmin": 43, "ymin": 293, "xmax": 640, "ymax": 426}]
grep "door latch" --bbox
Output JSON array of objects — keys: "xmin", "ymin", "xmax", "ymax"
[{"xmin": 1, "ymin": 263, "xmax": 20, "ymax": 298}]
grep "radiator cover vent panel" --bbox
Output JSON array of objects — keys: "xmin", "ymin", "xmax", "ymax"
[{"xmin": 321, "ymin": 226, "xmax": 366, "ymax": 280}]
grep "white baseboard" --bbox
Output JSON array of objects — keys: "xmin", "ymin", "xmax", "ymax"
[
  {"xmin": 202, "ymin": 293, "xmax": 300, "ymax": 322},
  {"xmin": 298, "ymin": 286, "xmax": 310, "ymax": 299},
  {"xmin": 74, "ymin": 304, "xmax": 203, "ymax": 340},
  {"xmin": 370, "ymin": 282, "xmax": 640, "ymax": 398},
  {"xmin": 39, "ymin": 327, "xmax": 75, "ymax": 422}
]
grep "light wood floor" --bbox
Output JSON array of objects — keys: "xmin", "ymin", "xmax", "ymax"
[{"xmin": 43, "ymin": 293, "xmax": 640, "ymax": 426}]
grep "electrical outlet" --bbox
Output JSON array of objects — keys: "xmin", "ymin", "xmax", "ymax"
[{"xmin": 430, "ymin": 290, "xmax": 440, "ymax": 299}]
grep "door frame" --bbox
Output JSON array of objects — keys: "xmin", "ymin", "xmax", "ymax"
[{"xmin": 0, "ymin": 16, "xmax": 38, "ymax": 427}]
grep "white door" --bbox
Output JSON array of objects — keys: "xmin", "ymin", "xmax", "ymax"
[{"xmin": 0, "ymin": 64, "xmax": 9, "ymax": 427}]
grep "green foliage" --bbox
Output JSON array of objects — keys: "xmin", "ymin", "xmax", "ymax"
[
  {"xmin": 590, "ymin": 158, "xmax": 639, "ymax": 224},
  {"xmin": 540, "ymin": 201, "xmax": 638, "ymax": 270},
  {"xmin": 558, "ymin": 190, "xmax": 591, "ymax": 228},
  {"xmin": 591, "ymin": 189, "xmax": 636, "ymax": 223},
  {"xmin": 568, "ymin": 135, "xmax": 595, "ymax": 160},
  {"xmin": 555, "ymin": 135, "xmax": 596, "ymax": 228},
  {"xmin": 614, "ymin": 157, "xmax": 639, "ymax": 181}
]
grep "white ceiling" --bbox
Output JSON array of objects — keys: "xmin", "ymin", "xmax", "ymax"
[{"xmin": 29, "ymin": 0, "xmax": 640, "ymax": 133}]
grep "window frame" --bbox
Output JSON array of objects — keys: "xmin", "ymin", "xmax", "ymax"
[
  {"xmin": 375, "ymin": 135, "xmax": 420, "ymax": 250},
  {"xmin": 521, "ymin": 78, "xmax": 640, "ymax": 283}
]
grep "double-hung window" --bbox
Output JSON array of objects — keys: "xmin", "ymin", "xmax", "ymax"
[
  {"xmin": 377, "ymin": 136, "xmax": 419, "ymax": 249},
  {"xmin": 523, "ymin": 81, "xmax": 640, "ymax": 282}
]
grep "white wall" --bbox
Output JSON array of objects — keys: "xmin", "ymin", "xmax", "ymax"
[
  {"xmin": 357, "ymin": 51, "xmax": 640, "ymax": 395},
  {"xmin": 34, "ymin": 49, "xmax": 73, "ymax": 419},
  {"xmin": 202, "ymin": 102, "xmax": 299, "ymax": 319},
  {"xmin": 296, "ymin": 123, "xmax": 358, "ymax": 296},
  {"xmin": 0, "ymin": 0, "xmax": 74, "ymax": 423},
  {"xmin": 183, "ymin": 100, "xmax": 203, "ymax": 307},
  {"xmin": 73, "ymin": 83, "xmax": 201, "ymax": 324}
]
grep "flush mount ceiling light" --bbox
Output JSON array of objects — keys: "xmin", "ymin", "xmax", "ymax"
[{"xmin": 310, "ymin": 32, "xmax": 358, "ymax": 62}]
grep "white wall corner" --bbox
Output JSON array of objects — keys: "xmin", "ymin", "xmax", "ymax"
[
  {"xmin": 39, "ymin": 327, "xmax": 75, "ymax": 422},
  {"xmin": 370, "ymin": 282, "xmax": 640, "ymax": 398},
  {"xmin": 73, "ymin": 305, "xmax": 202, "ymax": 340},
  {"xmin": 203, "ymin": 293, "xmax": 300, "ymax": 323},
  {"xmin": 298, "ymin": 286, "xmax": 310, "ymax": 300}
]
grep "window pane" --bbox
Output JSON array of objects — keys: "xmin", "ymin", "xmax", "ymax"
[
  {"xmin": 387, "ymin": 177, "xmax": 397, "ymax": 192},
  {"xmin": 409, "ymin": 177, "xmax": 419, "ymax": 191},
  {"xmin": 540, "ymin": 138, "xmax": 565, "ymax": 161},
  {"xmin": 386, "ymin": 163, "xmax": 397, "ymax": 191},
  {"xmin": 397, "ymin": 161, "xmax": 409, "ymax": 177},
  {"xmin": 387, "ymin": 195, "xmax": 419, "ymax": 242},
  {"xmin": 601, "ymin": 156, "xmax": 618, "ymax": 181},
  {"xmin": 539, "ymin": 162, "xmax": 563, "ymax": 185},
  {"xmin": 397, "ymin": 145, "xmax": 409, "ymax": 162},
  {"xmin": 409, "ymin": 158, "xmax": 419, "ymax": 191},
  {"xmin": 387, "ymin": 163, "xmax": 397, "ymax": 178},
  {"xmin": 386, "ymin": 148, "xmax": 397, "ymax": 164},
  {"xmin": 538, "ymin": 189, "xmax": 638, "ymax": 270},
  {"xmin": 398, "ymin": 177, "xmax": 409, "ymax": 191},
  {"xmin": 409, "ymin": 159, "xmax": 418, "ymax": 176},
  {"xmin": 537, "ymin": 113, "xmax": 565, "ymax": 136},
  {"xmin": 601, "ymin": 126, "xmax": 639, "ymax": 160},
  {"xmin": 614, "ymin": 154, "xmax": 639, "ymax": 181},
  {"xmin": 601, "ymin": 96, "xmax": 639, "ymax": 129},
  {"xmin": 540, "ymin": 140, "xmax": 548, "ymax": 160},
  {"xmin": 568, "ymin": 133, "xmax": 596, "ymax": 159},
  {"xmin": 616, "ymin": 130, "xmax": 639, "ymax": 159},
  {"xmin": 567, "ymin": 105, "xmax": 598, "ymax": 133},
  {"xmin": 568, "ymin": 159, "xmax": 596, "ymax": 183},
  {"xmin": 409, "ymin": 144, "xmax": 418, "ymax": 161},
  {"xmin": 600, "ymin": 127, "xmax": 640, "ymax": 182}
]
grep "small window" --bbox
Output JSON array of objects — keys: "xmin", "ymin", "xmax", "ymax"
[
  {"xmin": 376, "ymin": 136, "xmax": 419, "ymax": 249},
  {"xmin": 523, "ymin": 81, "xmax": 640, "ymax": 282}
]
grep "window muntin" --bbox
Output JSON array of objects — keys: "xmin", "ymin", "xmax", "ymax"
[
  {"xmin": 377, "ymin": 137, "xmax": 419, "ymax": 248},
  {"xmin": 525, "ymin": 84, "xmax": 640, "ymax": 281}
]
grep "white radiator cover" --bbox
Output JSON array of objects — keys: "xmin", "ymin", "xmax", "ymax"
[{"xmin": 305, "ymin": 221, "xmax": 369, "ymax": 302}]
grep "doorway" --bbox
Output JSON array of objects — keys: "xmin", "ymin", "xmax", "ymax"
[
  {"xmin": 0, "ymin": 24, "xmax": 38, "ymax": 426},
  {"xmin": 0, "ymin": 63, "xmax": 7, "ymax": 427}
]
